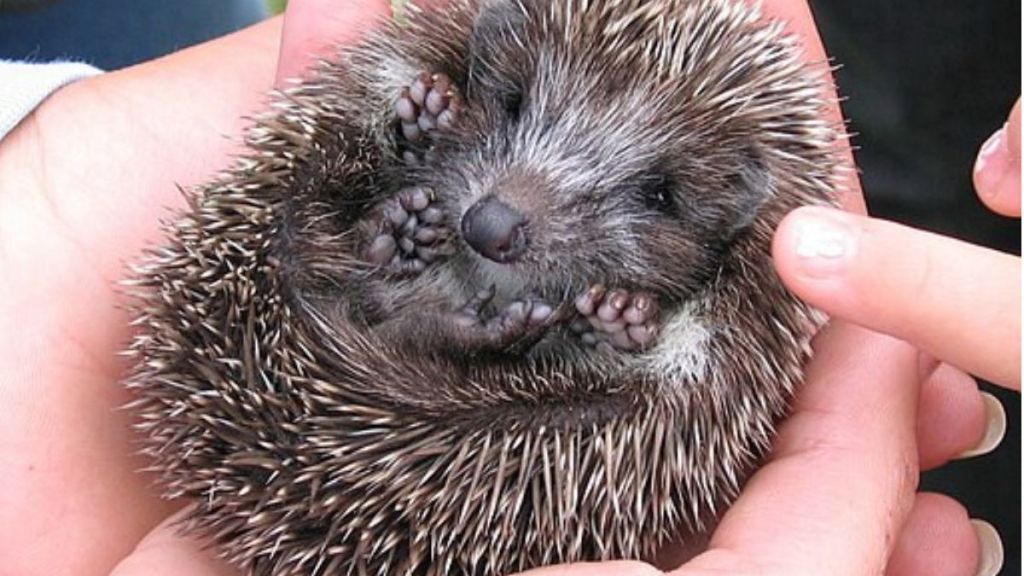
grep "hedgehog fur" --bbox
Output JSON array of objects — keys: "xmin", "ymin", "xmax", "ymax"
[{"xmin": 126, "ymin": 1, "xmax": 842, "ymax": 574}]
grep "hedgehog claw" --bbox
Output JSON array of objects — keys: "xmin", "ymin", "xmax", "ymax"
[
  {"xmin": 574, "ymin": 285, "xmax": 660, "ymax": 352},
  {"xmin": 450, "ymin": 292, "xmax": 560, "ymax": 354},
  {"xmin": 361, "ymin": 187, "xmax": 450, "ymax": 273},
  {"xmin": 396, "ymin": 71, "xmax": 461, "ymax": 162}
]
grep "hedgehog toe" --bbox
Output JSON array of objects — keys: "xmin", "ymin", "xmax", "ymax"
[
  {"xmin": 396, "ymin": 71, "xmax": 461, "ymax": 162},
  {"xmin": 575, "ymin": 285, "xmax": 660, "ymax": 352},
  {"xmin": 361, "ymin": 187, "xmax": 451, "ymax": 274}
]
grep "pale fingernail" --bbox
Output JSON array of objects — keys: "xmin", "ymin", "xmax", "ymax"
[
  {"xmin": 974, "ymin": 126, "xmax": 1010, "ymax": 199},
  {"xmin": 791, "ymin": 207, "xmax": 856, "ymax": 278},
  {"xmin": 971, "ymin": 519, "xmax": 1004, "ymax": 576},
  {"xmin": 956, "ymin": 393, "xmax": 1006, "ymax": 459}
]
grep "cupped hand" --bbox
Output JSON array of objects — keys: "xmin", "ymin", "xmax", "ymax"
[
  {"xmin": 0, "ymin": 6, "xmax": 381, "ymax": 576},
  {"xmin": 0, "ymin": 1, "xmax": 1000, "ymax": 576},
  {"xmin": 0, "ymin": 17, "xmax": 284, "ymax": 576}
]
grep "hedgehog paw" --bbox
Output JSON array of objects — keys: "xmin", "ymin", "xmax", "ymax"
[
  {"xmin": 451, "ymin": 287, "xmax": 559, "ymax": 354},
  {"xmin": 571, "ymin": 285, "xmax": 659, "ymax": 352},
  {"xmin": 395, "ymin": 71, "xmax": 460, "ymax": 164},
  {"xmin": 362, "ymin": 186, "xmax": 450, "ymax": 273}
]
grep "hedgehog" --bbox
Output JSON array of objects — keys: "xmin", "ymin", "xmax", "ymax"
[{"xmin": 125, "ymin": 0, "xmax": 841, "ymax": 574}]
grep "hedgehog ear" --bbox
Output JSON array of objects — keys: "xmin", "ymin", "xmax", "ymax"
[
  {"xmin": 469, "ymin": 0, "xmax": 527, "ymax": 67},
  {"xmin": 473, "ymin": 0, "xmax": 527, "ymax": 41},
  {"xmin": 467, "ymin": 0, "xmax": 530, "ymax": 99},
  {"xmin": 725, "ymin": 147, "xmax": 773, "ymax": 233}
]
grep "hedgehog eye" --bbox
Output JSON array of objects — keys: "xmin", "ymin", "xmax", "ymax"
[
  {"xmin": 639, "ymin": 173, "xmax": 677, "ymax": 214},
  {"xmin": 501, "ymin": 89, "xmax": 525, "ymax": 120}
]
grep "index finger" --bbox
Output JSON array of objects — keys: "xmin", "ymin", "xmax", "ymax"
[{"xmin": 773, "ymin": 205, "xmax": 1021, "ymax": 389}]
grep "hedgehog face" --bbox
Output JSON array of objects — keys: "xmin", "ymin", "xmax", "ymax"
[{"xmin": 418, "ymin": 0, "xmax": 775, "ymax": 304}]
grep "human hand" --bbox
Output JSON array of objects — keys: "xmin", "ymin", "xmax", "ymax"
[
  {"xmin": 773, "ymin": 98, "xmax": 1021, "ymax": 390},
  {"xmin": 0, "ymin": 4, "xmax": 384, "ymax": 575},
  {"xmin": 0, "ymin": 2, "xmax": 998, "ymax": 576}
]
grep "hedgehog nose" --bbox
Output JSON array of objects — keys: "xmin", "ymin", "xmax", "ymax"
[{"xmin": 461, "ymin": 195, "xmax": 529, "ymax": 263}]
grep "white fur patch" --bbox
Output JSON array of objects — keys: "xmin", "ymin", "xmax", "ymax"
[{"xmin": 641, "ymin": 300, "xmax": 711, "ymax": 390}]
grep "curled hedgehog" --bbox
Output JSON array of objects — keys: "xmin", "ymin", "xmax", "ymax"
[{"xmin": 126, "ymin": 0, "xmax": 842, "ymax": 574}]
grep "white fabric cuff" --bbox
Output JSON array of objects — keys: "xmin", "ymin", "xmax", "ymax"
[{"xmin": 0, "ymin": 60, "xmax": 102, "ymax": 141}]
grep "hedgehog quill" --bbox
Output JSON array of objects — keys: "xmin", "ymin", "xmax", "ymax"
[{"xmin": 126, "ymin": 1, "xmax": 842, "ymax": 574}]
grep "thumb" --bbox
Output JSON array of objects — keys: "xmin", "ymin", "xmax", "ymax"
[
  {"xmin": 275, "ymin": 0, "xmax": 392, "ymax": 86},
  {"xmin": 772, "ymin": 205, "xmax": 1021, "ymax": 389},
  {"xmin": 108, "ymin": 509, "xmax": 240, "ymax": 576}
]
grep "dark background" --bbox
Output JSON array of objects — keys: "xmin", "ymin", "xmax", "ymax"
[
  {"xmin": 1, "ymin": 0, "xmax": 1020, "ymax": 573},
  {"xmin": 0, "ymin": 0, "xmax": 267, "ymax": 70}
]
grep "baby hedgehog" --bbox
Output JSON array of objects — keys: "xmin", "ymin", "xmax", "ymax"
[{"xmin": 126, "ymin": 0, "xmax": 841, "ymax": 574}]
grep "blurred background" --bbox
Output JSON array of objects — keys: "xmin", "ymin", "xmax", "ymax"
[{"xmin": 0, "ymin": 0, "xmax": 1019, "ymax": 573}]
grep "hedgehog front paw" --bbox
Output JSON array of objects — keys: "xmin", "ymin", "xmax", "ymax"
[
  {"xmin": 450, "ymin": 287, "xmax": 559, "ymax": 354},
  {"xmin": 571, "ymin": 285, "xmax": 659, "ymax": 352},
  {"xmin": 362, "ymin": 186, "xmax": 450, "ymax": 274},
  {"xmin": 395, "ymin": 71, "xmax": 460, "ymax": 164}
]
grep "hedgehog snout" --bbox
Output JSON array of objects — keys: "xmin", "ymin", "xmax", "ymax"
[{"xmin": 460, "ymin": 195, "xmax": 529, "ymax": 263}]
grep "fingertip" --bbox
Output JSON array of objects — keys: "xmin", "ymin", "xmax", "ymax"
[
  {"xmin": 916, "ymin": 363, "xmax": 987, "ymax": 470},
  {"xmin": 776, "ymin": 206, "xmax": 1019, "ymax": 388},
  {"xmin": 275, "ymin": 0, "xmax": 393, "ymax": 86},
  {"xmin": 771, "ymin": 205, "xmax": 860, "ymax": 308},
  {"xmin": 886, "ymin": 493, "xmax": 978, "ymax": 576},
  {"xmin": 973, "ymin": 98, "xmax": 1021, "ymax": 217},
  {"xmin": 972, "ymin": 126, "xmax": 1021, "ymax": 217},
  {"xmin": 971, "ymin": 519, "xmax": 1005, "ymax": 576},
  {"xmin": 1007, "ymin": 98, "xmax": 1021, "ymax": 159},
  {"xmin": 953, "ymin": 392, "xmax": 1006, "ymax": 460}
]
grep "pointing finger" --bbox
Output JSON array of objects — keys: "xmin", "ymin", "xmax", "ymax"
[{"xmin": 773, "ymin": 206, "xmax": 1021, "ymax": 389}]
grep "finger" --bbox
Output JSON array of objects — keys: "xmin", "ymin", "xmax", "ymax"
[
  {"xmin": 108, "ymin": 510, "xmax": 240, "ymax": 576},
  {"xmin": 773, "ymin": 206, "xmax": 1022, "ymax": 389},
  {"xmin": 973, "ymin": 97, "xmax": 1021, "ymax": 217},
  {"xmin": 275, "ymin": 0, "xmax": 391, "ymax": 85},
  {"xmin": 674, "ymin": 324, "xmax": 920, "ymax": 576},
  {"xmin": 917, "ymin": 361, "xmax": 1001, "ymax": 470},
  {"xmin": 884, "ymin": 493, "xmax": 986, "ymax": 576}
]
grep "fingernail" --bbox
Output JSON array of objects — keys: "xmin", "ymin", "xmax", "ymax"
[
  {"xmin": 791, "ymin": 207, "xmax": 857, "ymax": 278},
  {"xmin": 956, "ymin": 393, "xmax": 1006, "ymax": 459},
  {"xmin": 974, "ymin": 125, "xmax": 1010, "ymax": 199},
  {"xmin": 972, "ymin": 519, "xmax": 1004, "ymax": 576}
]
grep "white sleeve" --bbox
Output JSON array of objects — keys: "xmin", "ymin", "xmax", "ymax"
[{"xmin": 0, "ymin": 60, "xmax": 102, "ymax": 141}]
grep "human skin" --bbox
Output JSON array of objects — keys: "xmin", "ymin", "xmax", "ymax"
[
  {"xmin": 0, "ymin": 1, "xmax": 998, "ymax": 575},
  {"xmin": 774, "ymin": 100, "xmax": 1021, "ymax": 391}
]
